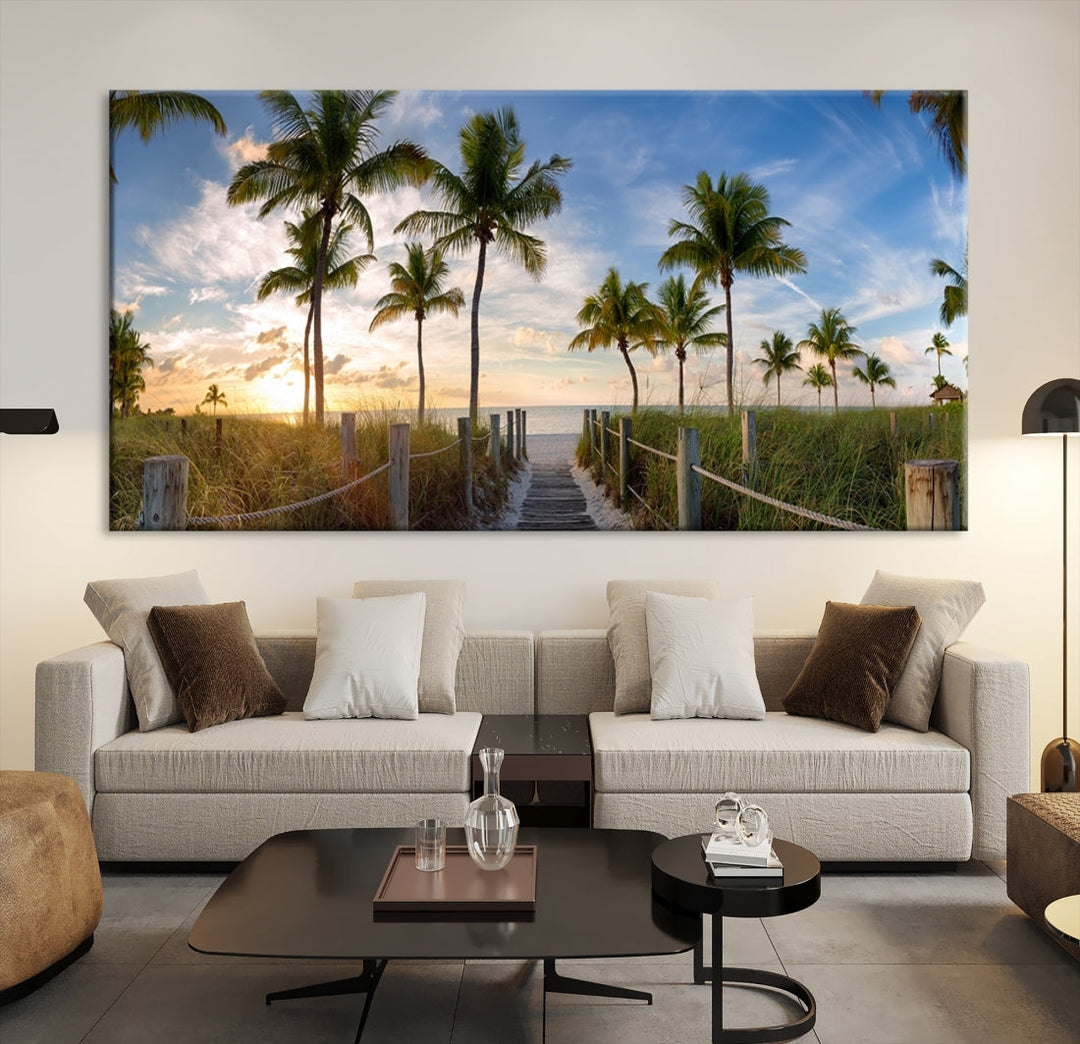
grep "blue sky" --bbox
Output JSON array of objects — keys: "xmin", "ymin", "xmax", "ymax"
[{"xmin": 111, "ymin": 89, "xmax": 967, "ymax": 416}]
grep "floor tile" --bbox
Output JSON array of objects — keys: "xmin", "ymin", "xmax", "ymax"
[
  {"xmin": 0, "ymin": 963, "xmax": 138, "ymax": 1044},
  {"xmin": 791, "ymin": 960, "xmax": 1080, "ymax": 1044}
]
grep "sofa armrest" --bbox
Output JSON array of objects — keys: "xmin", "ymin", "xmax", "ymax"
[
  {"xmin": 35, "ymin": 642, "xmax": 134, "ymax": 815},
  {"xmin": 933, "ymin": 641, "xmax": 1030, "ymax": 861}
]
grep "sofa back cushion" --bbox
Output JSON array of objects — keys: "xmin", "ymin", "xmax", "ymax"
[
  {"xmin": 254, "ymin": 630, "xmax": 534, "ymax": 715},
  {"xmin": 537, "ymin": 630, "xmax": 816, "ymax": 713}
]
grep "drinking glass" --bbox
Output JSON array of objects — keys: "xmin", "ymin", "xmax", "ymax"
[{"xmin": 415, "ymin": 818, "xmax": 446, "ymax": 871}]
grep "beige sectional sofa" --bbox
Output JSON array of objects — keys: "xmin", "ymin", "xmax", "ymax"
[{"xmin": 36, "ymin": 628, "xmax": 1028, "ymax": 863}]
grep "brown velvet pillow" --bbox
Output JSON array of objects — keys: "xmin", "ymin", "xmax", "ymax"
[
  {"xmin": 147, "ymin": 602, "xmax": 286, "ymax": 733},
  {"xmin": 782, "ymin": 601, "xmax": 921, "ymax": 732}
]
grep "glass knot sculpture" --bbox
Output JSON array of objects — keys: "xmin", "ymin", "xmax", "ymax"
[{"xmin": 464, "ymin": 747, "xmax": 520, "ymax": 871}]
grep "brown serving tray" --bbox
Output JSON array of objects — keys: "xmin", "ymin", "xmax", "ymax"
[{"xmin": 373, "ymin": 844, "xmax": 538, "ymax": 915}]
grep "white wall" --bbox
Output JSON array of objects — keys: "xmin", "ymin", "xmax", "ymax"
[{"xmin": 2, "ymin": 0, "xmax": 1078, "ymax": 785}]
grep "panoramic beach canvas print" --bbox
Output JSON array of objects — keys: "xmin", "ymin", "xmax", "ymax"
[{"xmin": 109, "ymin": 89, "xmax": 967, "ymax": 531}]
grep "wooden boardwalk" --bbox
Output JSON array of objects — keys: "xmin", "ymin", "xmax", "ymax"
[{"xmin": 514, "ymin": 442, "xmax": 597, "ymax": 531}]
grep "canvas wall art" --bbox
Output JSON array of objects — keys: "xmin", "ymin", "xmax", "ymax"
[{"xmin": 109, "ymin": 89, "xmax": 967, "ymax": 531}]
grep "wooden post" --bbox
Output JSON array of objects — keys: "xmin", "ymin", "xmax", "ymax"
[
  {"xmin": 928, "ymin": 411, "xmax": 936, "ymax": 431},
  {"xmin": 514, "ymin": 408, "xmax": 522, "ymax": 460},
  {"xmin": 458, "ymin": 417, "xmax": 473, "ymax": 513},
  {"xmin": 520, "ymin": 410, "xmax": 527, "ymax": 460},
  {"xmin": 589, "ymin": 409, "xmax": 598, "ymax": 456},
  {"xmin": 181, "ymin": 418, "xmax": 188, "ymax": 436},
  {"xmin": 341, "ymin": 412, "xmax": 356, "ymax": 480},
  {"xmin": 141, "ymin": 455, "xmax": 189, "ymax": 530},
  {"xmin": 600, "ymin": 410, "xmax": 611, "ymax": 478},
  {"xmin": 904, "ymin": 459, "xmax": 960, "ymax": 530},
  {"xmin": 490, "ymin": 414, "xmax": 501, "ymax": 477},
  {"xmin": 582, "ymin": 409, "xmax": 590, "ymax": 449},
  {"xmin": 506, "ymin": 411, "xmax": 515, "ymax": 464},
  {"xmin": 741, "ymin": 409, "xmax": 757, "ymax": 488},
  {"xmin": 889, "ymin": 411, "xmax": 898, "ymax": 438},
  {"xmin": 619, "ymin": 416, "xmax": 632, "ymax": 509},
  {"xmin": 389, "ymin": 423, "xmax": 410, "ymax": 531},
  {"xmin": 677, "ymin": 426, "xmax": 702, "ymax": 530}
]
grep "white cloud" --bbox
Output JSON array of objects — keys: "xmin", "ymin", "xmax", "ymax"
[
  {"xmin": 219, "ymin": 126, "xmax": 269, "ymax": 169},
  {"xmin": 189, "ymin": 286, "xmax": 227, "ymax": 304}
]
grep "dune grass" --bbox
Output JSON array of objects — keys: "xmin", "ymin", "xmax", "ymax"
[
  {"xmin": 110, "ymin": 411, "xmax": 515, "ymax": 530},
  {"xmin": 578, "ymin": 404, "xmax": 966, "ymax": 531}
]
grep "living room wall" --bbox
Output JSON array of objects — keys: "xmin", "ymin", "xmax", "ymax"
[{"xmin": 1, "ymin": 0, "xmax": 1078, "ymax": 787}]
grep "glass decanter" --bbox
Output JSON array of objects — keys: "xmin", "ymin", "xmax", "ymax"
[{"xmin": 464, "ymin": 747, "xmax": 520, "ymax": 871}]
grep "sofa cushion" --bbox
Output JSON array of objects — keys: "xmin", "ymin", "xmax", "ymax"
[
  {"xmin": 862, "ymin": 570, "xmax": 986, "ymax": 731},
  {"xmin": 353, "ymin": 580, "xmax": 466, "ymax": 714},
  {"xmin": 588, "ymin": 711, "xmax": 969, "ymax": 794},
  {"xmin": 645, "ymin": 593, "xmax": 765, "ymax": 720},
  {"xmin": 147, "ymin": 601, "xmax": 286, "ymax": 733},
  {"xmin": 84, "ymin": 570, "xmax": 209, "ymax": 732},
  {"xmin": 94, "ymin": 711, "xmax": 482, "ymax": 794},
  {"xmin": 607, "ymin": 579, "xmax": 720, "ymax": 715}
]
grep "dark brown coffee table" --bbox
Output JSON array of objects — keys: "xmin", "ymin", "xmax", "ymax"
[{"xmin": 190, "ymin": 827, "xmax": 699, "ymax": 1042}]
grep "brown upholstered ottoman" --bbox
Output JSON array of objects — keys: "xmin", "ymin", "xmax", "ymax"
[
  {"xmin": 0, "ymin": 770, "xmax": 103, "ymax": 1003},
  {"xmin": 1006, "ymin": 793, "xmax": 1080, "ymax": 960}
]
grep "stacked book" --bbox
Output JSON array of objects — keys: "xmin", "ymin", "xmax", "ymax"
[{"xmin": 700, "ymin": 833, "xmax": 783, "ymax": 878}]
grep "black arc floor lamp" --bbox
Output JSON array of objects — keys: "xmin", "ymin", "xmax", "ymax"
[{"xmin": 1022, "ymin": 377, "xmax": 1080, "ymax": 792}]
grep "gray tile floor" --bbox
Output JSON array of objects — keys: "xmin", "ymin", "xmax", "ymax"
[{"xmin": 2, "ymin": 860, "xmax": 1078, "ymax": 1043}]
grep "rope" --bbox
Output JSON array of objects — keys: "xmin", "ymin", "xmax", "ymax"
[
  {"xmin": 625, "ymin": 484, "xmax": 676, "ymax": 530},
  {"xmin": 409, "ymin": 439, "xmax": 461, "ymax": 461},
  {"xmin": 187, "ymin": 461, "xmax": 391, "ymax": 527},
  {"xmin": 627, "ymin": 437, "xmax": 677, "ymax": 463},
  {"xmin": 691, "ymin": 464, "xmax": 878, "ymax": 531}
]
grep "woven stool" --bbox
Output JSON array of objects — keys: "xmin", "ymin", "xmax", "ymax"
[
  {"xmin": 0, "ymin": 770, "xmax": 103, "ymax": 1003},
  {"xmin": 1007, "ymin": 793, "xmax": 1080, "ymax": 960}
]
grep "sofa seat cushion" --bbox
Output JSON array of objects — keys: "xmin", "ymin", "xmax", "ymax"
[
  {"xmin": 95, "ymin": 711, "xmax": 482, "ymax": 794},
  {"xmin": 589, "ymin": 711, "xmax": 969, "ymax": 794}
]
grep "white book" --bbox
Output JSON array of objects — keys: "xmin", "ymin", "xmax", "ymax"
[
  {"xmin": 706, "ymin": 856, "xmax": 783, "ymax": 878},
  {"xmin": 701, "ymin": 833, "xmax": 774, "ymax": 866}
]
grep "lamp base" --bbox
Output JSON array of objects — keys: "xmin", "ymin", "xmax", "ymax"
[{"xmin": 1041, "ymin": 737, "xmax": 1080, "ymax": 792}]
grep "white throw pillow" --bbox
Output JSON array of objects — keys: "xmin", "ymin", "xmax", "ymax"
[
  {"xmin": 84, "ymin": 570, "xmax": 209, "ymax": 731},
  {"xmin": 303, "ymin": 593, "xmax": 426, "ymax": 720},
  {"xmin": 608, "ymin": 579, "xmax": 721, "ymax": 714},
  {"xmin": 352, "ymin": 580, "xmax": 465, "ymax": 714},
  {"xmin": 861, "ymin": 570, "xmax": 986, "ymax": 731},
  {"xmin": 646, "ymin": 592, "xmax": 766, "ymax": 721}
]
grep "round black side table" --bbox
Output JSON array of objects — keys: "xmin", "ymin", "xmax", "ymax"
[{"xmin": 651, "ymin": 835, "xmax": 820, "ymax": 1044}]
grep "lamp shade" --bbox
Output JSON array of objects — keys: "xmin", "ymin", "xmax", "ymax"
[{"xmin": 1022, "ymin": 378, "xmax": 1080, "ymax": 435}]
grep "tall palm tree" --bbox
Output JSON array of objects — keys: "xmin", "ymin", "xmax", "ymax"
[
  {"xmin": 753, "ymin": 330, "xmax": 801, "ymax": 407},
  {"xmin": 798, "ymin": 308, "xmax": 862, "ymax": 414},
  {"xmin": 924, "ymin": 331, "xmax": 953, "ymax": 378},
  {"xmin": 202, "ymin": 384, "xmax": 227, "ymax": 415},
  {"xmin": 653, "ymin": 275, "xmax": 726, "ymax": 412},
  {"xmin": 369, "ymin": 243, "xmax": 465, "ymax": 424},
  {"xmin": 109, "ymin": 309, "xmax": 153, "ymax": 418},
  {"xmin": 258, "ymin": 210, "xmax": 374, "ymax": 425},
  {"xmin": 658, "ymin": 170, "xmax": 807, "ymax": 412},
  {"xmin": 228, "ymin": 90, "xmax": 428, "ymax": 426},
  {"xmin": 568, "ymin": 269, "xmax": 660, "ymax": 414},
  {"xmin": 109, "ymin": 90, "xmax": 226, "ymax": 184},
  {"xmin": 802, "ymin": 363, "xmax": 833, "ymax": 413},
  {"xmin": 929, "ymin": 250, "xmax": 968, "ymax": 326},
  {"xmin": 395, "ymin": 108, "xmax": 571, "ymax": 426},
  {"xmin": 852, "ymin": 353, "xmax": 896, "ymax": 408}
]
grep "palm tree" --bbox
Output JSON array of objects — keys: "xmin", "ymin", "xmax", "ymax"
[
  {"xmin": 258, "ymin": 210, "xmax": 374, "ymax": 425},
  {"xmin": 395, "ymin": 108, "xmax": 571, "ymax": 426},
  {"xmin": 802, "ymin": 363, "xmax": 833, "ymax": 413},
  {"xmin": 568, "ymin": 269, "xmax": 660, "ymax": 413},
  {"xmin": 202, "ymin": 384, "xmax": 227, "ymax": 415},
  {"xmin": 369, "ymin": 243, "xmax": 465, "ymax": 424},
  {"xmin": 652, "ymin": 275, "xmax": 726, "ymax": 412},
  {"xmin": 109, "ymin": 309, "xmax": 153, "ymax": 418},
  {"xmin": 658, "ymin": 170, "xmax": 807, "ymax": 412},
  {"xmin": 852, "ymin": 353, "xmax": 896, "ymax": 408},
  {"xmin": 109, "ymin": 91, "xmax": 226, "ymax": 184},
  {"xmin": 753, "ymin": 331, "xmax": 801, "ymax": 407},
  {"xmin": 865, "ymin": 90, "xmax": 966, "ymax": 178},
  {"xmin": 228, "ymin": 90, "xmax": 428, "ymax": 426},
  {"xmin": 797, "ymin": 307, "xmax": 862, "ymax": 414},
  {"xmin": 929, "ymin": 250, "xmax": 968, "ymax": 326},
  {"xmin": 924, "ymin": 331, "xmax": 953, "ymax": 379}
]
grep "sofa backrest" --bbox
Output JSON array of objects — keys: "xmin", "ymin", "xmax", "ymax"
[
  {"xmin": 536, "ymin": 630, "xmax": 816, "ymax": 713},
  {"xmin": 254, "ymin": 630, "xmax": 535, "ymax": 715}
]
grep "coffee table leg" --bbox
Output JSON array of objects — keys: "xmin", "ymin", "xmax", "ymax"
[
  {"xmin": 712, "ymin": 912, "xmax": 724, "ymax": 1042},
  {"xmin": 265, "ymin": 958, "xmax": 388, "ymax": 1043}
]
